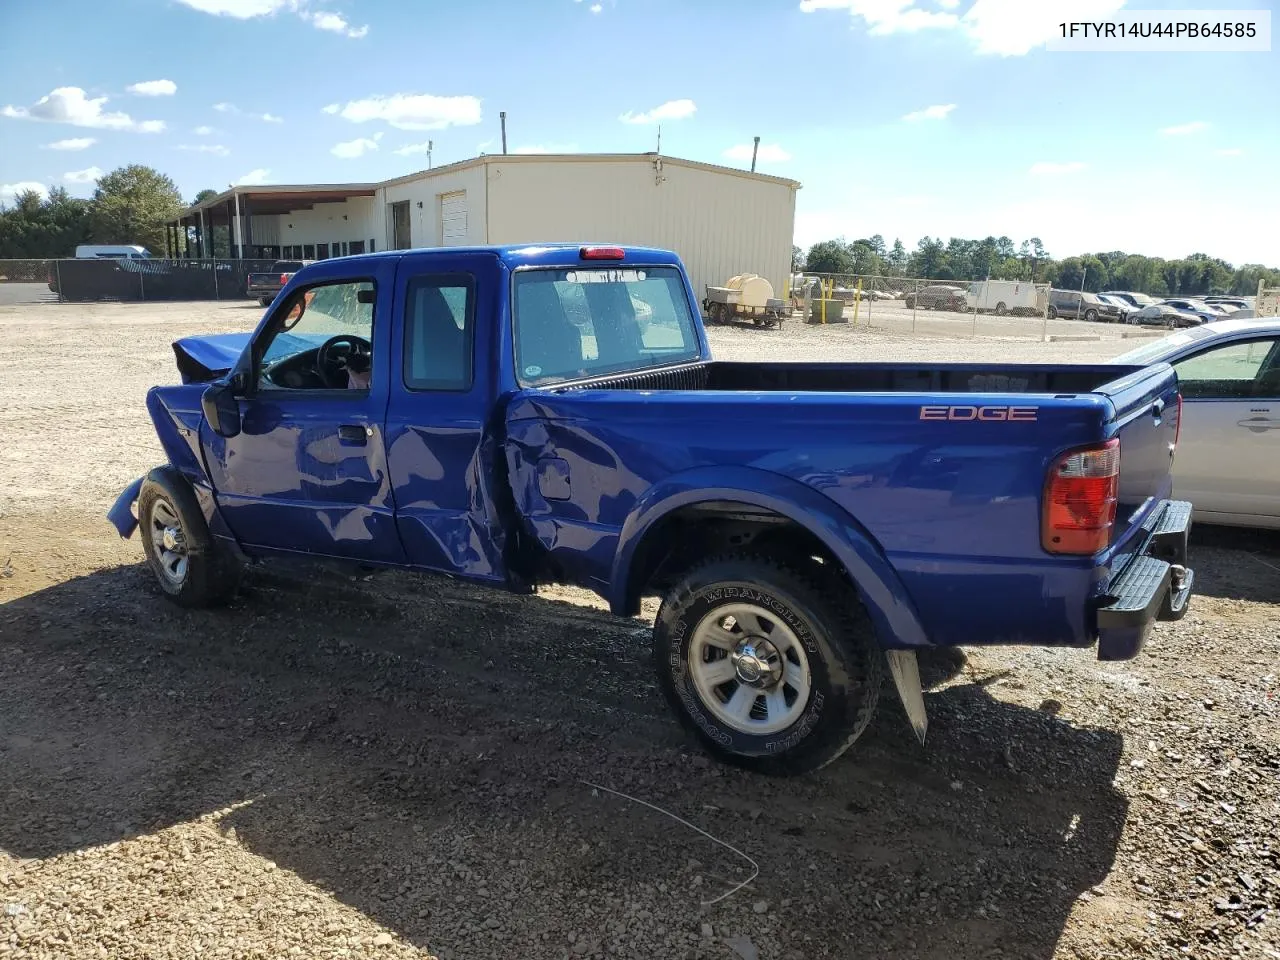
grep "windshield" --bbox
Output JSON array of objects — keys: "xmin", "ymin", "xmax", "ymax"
[
  {"xmin": 1111, "ymin": 326, "xmax": 1216, "ymax": 364},
  {"xmin": 513, "ymin": 266, "xmax": 701, "ymax": 385}
]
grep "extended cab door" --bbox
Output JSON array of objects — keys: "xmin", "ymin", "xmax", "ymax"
[
  {"xmin": 383, "ymin": 250, "xmax": 509, "ymax": 582},
  {"xmin": 1170, "ymin": 334, "xmax": 1280, "ymax": 521},
  {"xmin": 200, "ymin": 257, "xmax": 407, "ymax": 563}
]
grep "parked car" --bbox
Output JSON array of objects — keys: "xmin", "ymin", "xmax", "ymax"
[
  {"xmin": 74, "ymin": 244, "xmax": 153, "ymax": 259},
  {"xmin": 1096, "ymin": 294, "xmax": 1133, "ymax": 321},
  {"xmin": 1102, "ymin": 291, "xmax": 1159, "ymax": 309},
  {"xmin": 246, "ymin": 260, "xmax": 312, "ymax": 307},
  {"xmin": 1128, "ymin": 304, "xmax": 1203, "ymax": 328},
  {"xmin": 1160, "ymin": 299, "xmax": 1231, "ymax": 324},
  {"xmin": 1113, "ymin": 318, "xmax": 1280, "ymax": 529},
  {"xmin": 1047, "ymin": 290, "xmax": 1122, "ymax": 322},
  {"xmin": 904, "ymin": 284, "xmax": 966, "ymax": 311},
  {"xmin": 108, "ymin": 243, "xmax": 1194, "ymax": 774}
]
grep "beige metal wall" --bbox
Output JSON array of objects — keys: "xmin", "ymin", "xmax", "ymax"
[
  {"xmin": 248, "ymin": 196, "xmax": 378, "ymax": 251},
  {"xmin": 483, "ymin": 157, "xmax": 797, "ymax": 309},
  {"xmin": 376, "ymin": 165, "xmax": 487, "ymax": 250}
]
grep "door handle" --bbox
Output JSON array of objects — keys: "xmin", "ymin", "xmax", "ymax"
[
  {"xmin": 338, "ymin": 424, "xmax": 369, "ymax": 444},
  {"xmin": 1237, "ymin": 417, "xmax": 1280, "ymax": 433}
]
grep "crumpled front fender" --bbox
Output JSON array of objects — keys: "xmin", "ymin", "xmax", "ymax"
[{"xmin": 107, "ymin": 476, "xmax": 144, "ymax": 539}]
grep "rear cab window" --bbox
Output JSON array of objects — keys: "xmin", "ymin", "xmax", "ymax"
[{"xmin": 513, "ymin": 266, "xmax": 701, "ymax": 386}]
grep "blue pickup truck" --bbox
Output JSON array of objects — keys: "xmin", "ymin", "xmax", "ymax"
[{"xmin": 109, "ymin": 244, "xmax": 1194, "ymax": 774}]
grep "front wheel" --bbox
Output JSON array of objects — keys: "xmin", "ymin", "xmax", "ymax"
[
  {"xmin": 1047, "ymin": 306, "xmax": 1058, "ymax": 319},
  {"xmin": 1084, "ymin": 309, "xmax": 1098, "ymax": 322},
  {"xmin": 138, "ymin": 467, "xmax": 242, "ymax": 608},
  {"xmin": 994, "ymin": 301, "xmax": 1007, "ymax": 316},
  {"xmin": 654, "ymin": 554, "xmax": 883, "ymax": 775}
]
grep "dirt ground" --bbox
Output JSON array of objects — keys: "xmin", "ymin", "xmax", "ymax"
[{"xmin": 1, "ymin": 299, "xmax": 1277, "ymax": 960}]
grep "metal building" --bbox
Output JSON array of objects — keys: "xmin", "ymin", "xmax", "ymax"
[{"xmin": 169, "ymin": 153, "xmax": 800, "ymax": 304}]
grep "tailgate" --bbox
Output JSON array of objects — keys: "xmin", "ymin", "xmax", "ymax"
[{"xmin": 1096, "ymin": 362, "xmax": 1181, "ymax": 543}]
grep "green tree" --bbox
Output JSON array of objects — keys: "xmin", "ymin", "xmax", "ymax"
[
  {"xmin": 192, "ymin": 188, "xmax": 219, "ymax": 205},
  {"xmin": 0, "ymin": 187, "xmax": 93, "ymax": 258},
  {"xmin": 791, "ymin": 245, "xmax": 804, "ymax": 272},
  {"xmin": 88, "ymin": 165, "xmax": 184, "ymax": 255},
  {"xmin": 804, "ymin": 239, "xmax": 857, "ymax": 275},
  {"xmin": 886, "ymin": 238, "xmax": 907, "ymax": 276},
  {"xmin": 908, "ymin": 237, "xmax": 947, "ymax": 279}
]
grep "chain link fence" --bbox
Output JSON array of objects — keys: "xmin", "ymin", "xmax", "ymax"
[
  {"xmin": 0, "ymin": 258, "xmax": 279, "ymax": 303},
  {"xmin": 787, "ymin": 272, "xmax": 1073, "ymax": 340}
]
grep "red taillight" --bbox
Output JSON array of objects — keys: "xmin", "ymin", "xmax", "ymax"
[
  {"xmin": 279, "ymin": 273, "xmax": 290, "ymax": 284},
  {"xmin": 1042, "ymin": 439, "xmax": 1120, "ymax": 555},
  {"xmin": 580, "ymin": 246, "xmax": 625, "ymax": 260}
]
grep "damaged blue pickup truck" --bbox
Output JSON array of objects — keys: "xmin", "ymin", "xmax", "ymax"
[{"xmin": 111, "ymin": 244, "xmax": 1194, "ymax": 774}]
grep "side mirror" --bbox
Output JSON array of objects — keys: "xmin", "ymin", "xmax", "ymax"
[{"xmin": 201, "ymin": 381, "xmax": 241, "ymax": 438}]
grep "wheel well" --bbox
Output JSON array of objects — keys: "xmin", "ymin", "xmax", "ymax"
[{"xmin": 624, "ymin": 502, "xmax": 844, "ymax": 615}]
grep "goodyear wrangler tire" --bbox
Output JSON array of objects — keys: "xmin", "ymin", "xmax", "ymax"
[
  {"xmin": 138, "ymin": 466, "xmax": 242, "ymax": 608},
  {"xmin": 654, "ymin": 554, "xmax": 883, "ymax": 775}
]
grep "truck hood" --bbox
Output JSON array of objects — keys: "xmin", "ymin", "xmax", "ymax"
[{"xmin": 172, "ymin": 333, "xmax": 252, "ymax": 383}]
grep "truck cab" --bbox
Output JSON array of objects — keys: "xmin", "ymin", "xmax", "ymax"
[{"xmin": 111, "ymin": 244, "xmax": 1195, "ymax": 774}]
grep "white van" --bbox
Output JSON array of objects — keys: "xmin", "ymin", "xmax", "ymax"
[
  {"xmin": 965, "ymin": 279, "xmax": 1045, "ymax": 316},
  {"xmin": 75, "ymin": 245, "xmax": 153, "ymax": 259}
]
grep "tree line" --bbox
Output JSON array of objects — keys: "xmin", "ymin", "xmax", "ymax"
[
  {"xmin": 0, "ymin": 165, "xmax": 205, "ymax": 259},
  {"xmin": 796, "ymin": 236, "xmax": 1280, "ymax": 298}
]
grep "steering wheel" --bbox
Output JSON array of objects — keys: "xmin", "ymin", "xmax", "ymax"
[{"xmin": 316, "ymin": 334, "xmax": 372, "ymax": 388}]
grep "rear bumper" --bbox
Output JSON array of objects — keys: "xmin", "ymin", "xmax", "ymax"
[{"xmin": 1096, "ymin": 500, "xmax": 1194, "ymax": 661}]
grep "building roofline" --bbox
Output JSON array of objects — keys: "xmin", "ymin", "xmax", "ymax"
[{"xmin": 179, "ymin": 182, "xmax": 378, "ymax": 217}]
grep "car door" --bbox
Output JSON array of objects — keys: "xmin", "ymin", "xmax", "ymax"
[
  {"xmin": 1171, "ymin": 335, "xmax": 1280, "ymax": 523},
  {"xmin": 200, "ymin": 257, "xmax": 407, "ymax": 563},
  {"xmin": 383, "ymin": 250, "xmax": 509, "ymax": 582}
]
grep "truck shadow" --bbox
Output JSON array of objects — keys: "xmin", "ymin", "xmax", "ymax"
[
  {"xmin": 1, "ymin": 564, "xmax": 1126, "ymax": 960},
  {"xmin": 1188, "ymin": 525, "xmax": 1280, "ymax": 604}
]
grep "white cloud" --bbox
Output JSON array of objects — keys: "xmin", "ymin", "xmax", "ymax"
[
  {"xmin": 724, "ymin": 142, "xmax": 792, "ymax": 164},
  {"xmin": 63, "ymin": 166, "xmax": 103, "ymax": 184},
  {"xmin": 331, "ymin": 134, "xmax": 382, "ymax": 158},
  {"xmin": 902, "ymin": 103, "xmax": 955, "ymax": 122},
  {"xmin": 799, "ymin": 0, "xmax": 958, "ymax": 33},
  {"xmin": 261, "ymin": 112, "xmax": 284, "ymax": 123},
  {"xmin": 1215, "ymin": 147, "xmax": 1244, "ymax": 157},
  {"xmin": 1162, "ymin": 120, "xmax": 1209, "ymax": 136},
  {"xmin": 215, "ymin": 103, "xmax": 282, "ymax": 122},
  {"xmin": 619, "ymin": 98, "xmax": 697, "ymax": 125},
  {"xmin": 590, "ymin": 2, "xmax": 602, "ymax": 10},
  {"xmin": 322, "ymin": 103, "xmax": 340, "ymax": 114},
  {"xmin": 2, "ymin": 86, "xmax": 164, "ymax": 132},
  {"xmin": 305, "ymin": 10, "xmax": 368, "ymax": 37},
  {"xmin": 178, "ymin": 143, "xmax": 231, "ymax": 156},
  {"xmin": 392, "ymin": 141, "xmax": 435, "ymax": 156},
  {"xmin": 194, "ymin": 125, "xmax": 215, "ymax": 135},
  {"xmin": 213, "ymin": 102, "xmax": 235, "ymax": 113},
  {"xmin": 800, "ymin": 0, "xmax": 1129, "ymax": 56},
  {"xmin": 0, "ymin": 181, "xmax": 48, "ymax": 204},
  {"xmin": 126, "ymin": 79, "xmax": 177, "ymax": 96},
  {"xmin": 46, "ymin": 137, "xmax": 96, "ymax": 151},
  {"xmin": 1029, "ymin": 161, "xmax": 1086, "ymax": 175},
  {"xmin": 233, "ymin": 168, "xmax": 272, "ymax": 185},
  {"xmin": 173, "ymin": 0, "xmax": 292, "ymax": 17},
  {"xmin": 513, "ymin": 143, "xmax": 580, "ymax": 154},
  {"xmin": 327, "ymin": 93, "xmax": 482, "ymax": 131}
]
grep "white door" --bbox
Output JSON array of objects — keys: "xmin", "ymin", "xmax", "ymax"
[
  {"xmin": 1171, "ymin": 335, "xmax": 1280, "ymax": 524},
  {"xmin": 440, "ymin": 192, "xmax": 467, "ymax": 247}
]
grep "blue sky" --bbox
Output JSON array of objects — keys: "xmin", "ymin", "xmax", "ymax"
[{"xmin": 1, "ymin": 0, "xmax": 1277, "ymax": 265}]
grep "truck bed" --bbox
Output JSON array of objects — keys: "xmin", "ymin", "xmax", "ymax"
[{"xmin": 549, "ymin": 360, "xmax": 1145, "ymax": 395}]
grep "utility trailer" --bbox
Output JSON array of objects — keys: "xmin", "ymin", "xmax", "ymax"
[{"xmin": 703, "ymin": 274, "xmax": 789, "ymax": 328}]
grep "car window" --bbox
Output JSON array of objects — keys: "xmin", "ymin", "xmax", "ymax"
[
  {"xmin": 257, "ymin": 279, "xmax": 375, "ymax": 388},
  {"xmin": 403, "ymin": 274, "xmax": 474, "ymax": 391},
  {"xmin": 513, "ymin": 265, "xmax": 700, "ymax": 385},
  {"xmin": 1173, "ymin": 338, "xmax": 1280, "ymax": 399}
]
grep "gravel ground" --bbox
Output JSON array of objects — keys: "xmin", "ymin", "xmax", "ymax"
[{"xmin": 1, "ymin": 300, "xmax": 1277, "ymax": 960}]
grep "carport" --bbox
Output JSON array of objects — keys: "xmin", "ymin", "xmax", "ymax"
[{"xmin": 166, "ymin": 184, "xmax": 377, "ymax": 259}]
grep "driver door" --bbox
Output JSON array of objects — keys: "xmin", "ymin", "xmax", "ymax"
[{"xmin": 200, "ymin": 259, "xmax": 407, "ymax": 563}]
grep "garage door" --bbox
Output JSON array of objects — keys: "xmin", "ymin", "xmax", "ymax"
[{"xmin": 440, "ymin": 192, "xmax": 467, "ymax": 246}]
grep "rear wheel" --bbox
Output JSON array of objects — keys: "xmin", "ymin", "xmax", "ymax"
[
  {"xmin": 259, "ymin": 296, "xmax": 272, "ymax": 307},
  {"xmin": 654, "ymin": 554, "xmax": 883, "ymax": 775},
  {"xmin": 1047, "ymin": 306, "xmax": 1058, "ymax": 320},
  {"xmin": 994, "ymin": 301, "xmax": 1007, "ymax": 316},
  {"xmin": 138, "ymin": 467, "xmax": 241, "ymax": 608}
]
